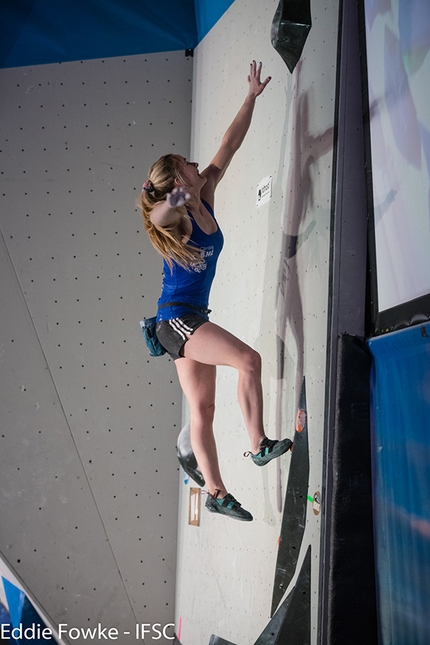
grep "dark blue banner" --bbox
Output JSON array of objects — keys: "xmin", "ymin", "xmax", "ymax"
[{"xmin": 369, "ymin": 325, "xmax": 430, "ymax": 645}]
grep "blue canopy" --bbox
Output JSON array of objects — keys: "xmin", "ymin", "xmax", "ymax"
[{"xmin": 0, "ymin": 0, "xmax": 236, "ymax": 68}]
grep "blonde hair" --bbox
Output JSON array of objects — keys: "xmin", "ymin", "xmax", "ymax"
[{"xmin": 139, "ymin": 154, "xmax": 201, "ymax": 270}]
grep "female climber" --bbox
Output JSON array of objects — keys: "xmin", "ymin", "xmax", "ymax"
[{"xmin": 140, "ymin": 61, "xmax": 292, "ymax": 521}]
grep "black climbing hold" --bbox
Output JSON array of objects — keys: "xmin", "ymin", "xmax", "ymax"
[{"xmin": 271, "ymin": 0, "xmax": 312, "ymax": 73}]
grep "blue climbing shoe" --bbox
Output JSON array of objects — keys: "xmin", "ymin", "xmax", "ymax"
[
  {"xmin": 245, "ymin": 437, "xmax": 293, "ymax": 466},
  {"xmin": 205, "ymin": 490, "xmax": 253, "ymax": 522}
]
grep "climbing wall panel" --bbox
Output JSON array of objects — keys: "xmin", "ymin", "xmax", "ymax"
[{"xmin": 0, "ymin": 51, "xmax": 191, "ymax": 640}]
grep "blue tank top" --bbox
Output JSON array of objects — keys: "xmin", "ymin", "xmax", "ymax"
[{"xmin": 156, "ymin": 199, "xmax": 224, "ymax": 321}]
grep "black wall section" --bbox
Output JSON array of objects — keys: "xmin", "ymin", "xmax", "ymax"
[
  {"xmin": 253, "ymin": 599, "xmax": 290, "ymax": 645},
  {"xmin": 271, "ymin": 378, "xmax": 309, "ymax": 616},
  {"xmin": 326, "ymin": 335, "xmax": 377, "ymax": 644},
  {"xmin": 275, "ymin": 545, "xmax": 311, "ymax": 645},
  {"xmin": 319, "ymin": 0, "xmax": 373, "ymax": 643},
  {"xmin": 208, "ymin": 636, "xmax": 237, "ymax": 645},
  {"xmin": 255, "ymin": 546, "xmax": 311, "ymax": 645}
]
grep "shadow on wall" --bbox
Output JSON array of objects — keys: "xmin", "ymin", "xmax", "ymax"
[{"xmin": 257, "ymin": 62, "xmax": 333, "ymax": 510}]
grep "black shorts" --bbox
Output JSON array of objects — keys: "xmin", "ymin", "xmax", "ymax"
[{"xmin": 156, "ymin": 314, "xmax": 208, "ymax": 360}]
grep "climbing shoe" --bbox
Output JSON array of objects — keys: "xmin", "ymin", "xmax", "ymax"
[
  {"xmin": 205, "ymin": 490, "xmax": 253, "ymax": 522},
  {"xmin": 245, "ymin": 437, "xmax": 293, "ymax": 466}
]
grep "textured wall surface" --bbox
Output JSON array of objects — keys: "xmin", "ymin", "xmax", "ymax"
[
  {"xmin": 175, "ymin": 0, "xmax": 339, "ymax": 643},
  {"xmin": 0, "ymin": 51, "xmax": 191, "ymax": 642}
]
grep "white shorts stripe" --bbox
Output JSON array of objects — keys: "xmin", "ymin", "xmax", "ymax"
[{"xmin": 169, "ymin": 317, "xmax": 194, "ymax": 341}]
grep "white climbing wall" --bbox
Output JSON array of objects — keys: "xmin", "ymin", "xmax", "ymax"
[
  {"xmin": 0, "ymin": 52, "xmax": 192, "ymax": 642},
  {"xmin": 175, "ymin": 0, "xmax": 339, "ymax": 643}
]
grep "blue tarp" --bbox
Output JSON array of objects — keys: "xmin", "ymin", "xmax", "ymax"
[
  {"xmin": 0, "ymin": 0, "xmax": 236, "ymax": 68},
  {"xmin": 368, "ymin": 325, "xmax": 430, "ymax": 645}
]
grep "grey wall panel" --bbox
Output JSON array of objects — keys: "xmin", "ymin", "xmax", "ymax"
[
  {"xmin": 0, "ymin": 52, "xmax": 192, "ymax": 639},
  {"xmin": 0, "ymin": 231, "xmax": 136, "ymax": 639}
]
